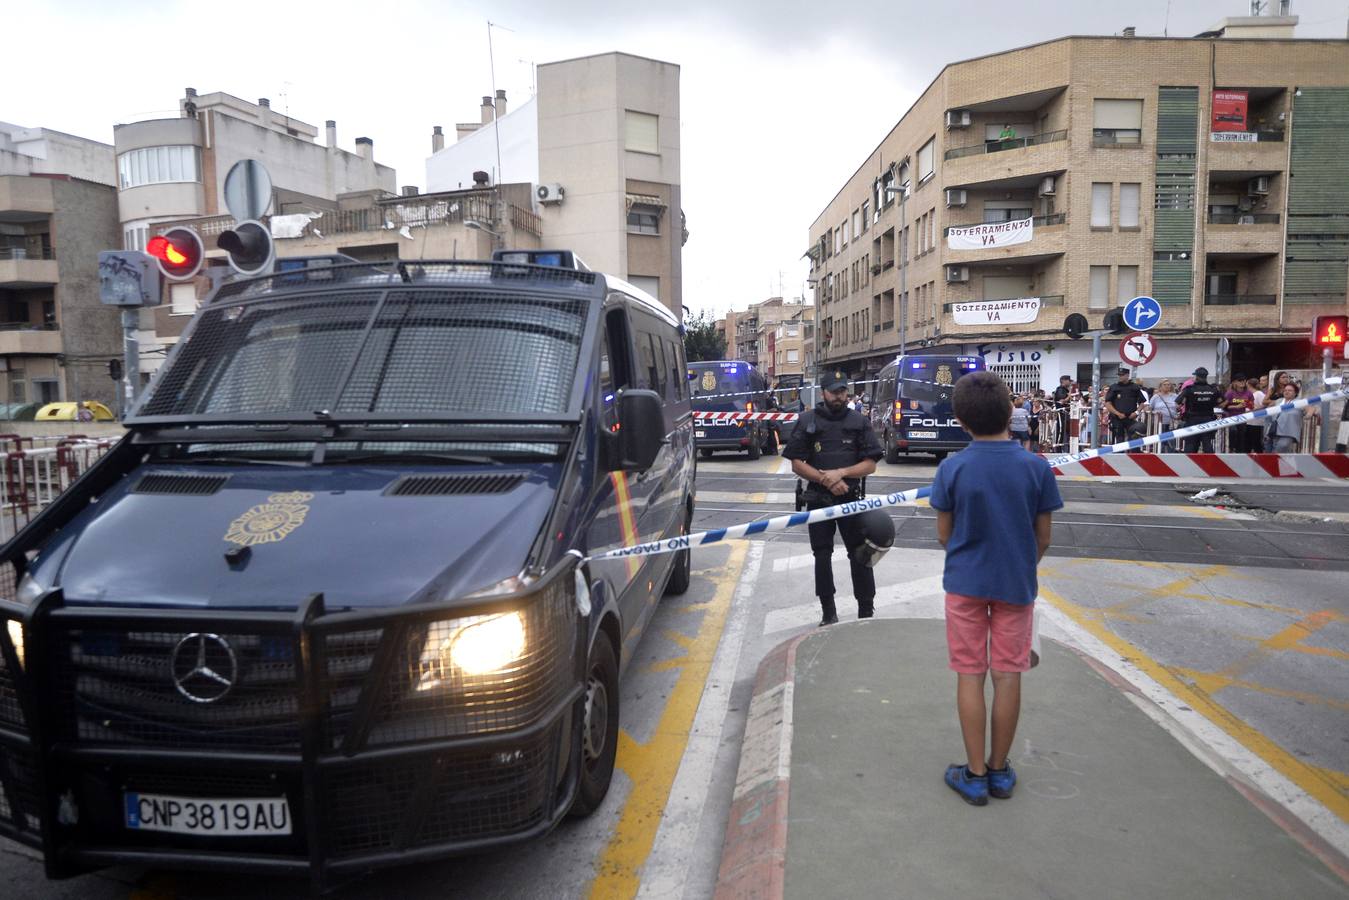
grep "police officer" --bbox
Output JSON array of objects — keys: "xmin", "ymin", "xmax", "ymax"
[
  {"xmin": 783, "ymin": 370, "xmax": 884, "ymax": 625},
  {"xmin": 1176, "ymin": 366, "xmax": 1222, "ymax": 453}
]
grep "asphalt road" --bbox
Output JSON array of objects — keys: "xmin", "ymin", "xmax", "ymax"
[{"xmin": 3, "ymin": 452, "xmax": 1347, "ymax": 898}]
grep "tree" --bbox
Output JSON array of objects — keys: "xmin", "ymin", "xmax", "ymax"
[{"xmin": 683, "ymin": 311, "xmax": 726, "ymax": 361}]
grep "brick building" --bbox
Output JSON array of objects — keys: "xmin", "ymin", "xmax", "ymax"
[{"xmin": 808, "ymin": 25, "xmax": 1349, "ymax": 391}]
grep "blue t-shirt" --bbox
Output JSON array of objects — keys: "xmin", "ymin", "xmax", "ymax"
[{"xmin": 929, "ymin": 440, "xmax": 1064, "ymax": 605}]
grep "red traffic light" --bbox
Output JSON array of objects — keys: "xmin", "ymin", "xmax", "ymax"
[
  {"xmin": 1313, "ymin": 315, "xmax": 1348, "ymax": 357},
  {"xmin": 147, "ymin": 227, "xmax": 204, "ymax": 281}
]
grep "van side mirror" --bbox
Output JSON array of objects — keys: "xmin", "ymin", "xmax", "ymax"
[{"xmin": 608, "ymin": 389, "xmax": 664, "ymax": 471}]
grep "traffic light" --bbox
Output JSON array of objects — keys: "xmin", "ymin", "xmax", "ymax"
[
  {"xmin": 1102, "ymin": 309, "xmax": 1128, "ymax": 335},
  {"xmin": 108, "ymin": 358, "xmax": 123, "ymax": 381},
  {"xmin": 146, "ymin": 227, "xmax": 204, "ymax": 281},
  {"xmin": 1312, "ymin": 314, "xmax": 1348, "ymax": 358},
  {"xmin": 1062, "ymin": 313, "xmax": 1088, "ymax": 340},
  {"xmin": 217, "ymin": 219, "xmax": 274, "ymax": 276}
]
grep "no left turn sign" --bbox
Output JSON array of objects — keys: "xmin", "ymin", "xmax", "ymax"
[{"xmin": 1119, "ymin": 332, "xmax": 1157, "ymax": 367}]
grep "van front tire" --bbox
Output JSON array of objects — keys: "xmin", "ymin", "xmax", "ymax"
[
  {"xmin": 569, "ymin": 635, "xmax": 620, "ymax": 818},
  {"xmin": 747, "ymin": 433, "xmax": 762, "ymax": 460},
  {"xmin": 665, "ymin": 505, "xmax": 692, "ymax": 596},
  {"xmin": 884, "ymin": 431, "xmax": 900, "ymax": 464}
]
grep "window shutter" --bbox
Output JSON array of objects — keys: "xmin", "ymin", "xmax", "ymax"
[
  {"xmin": 1120, "ymin": 184, "xmax": 1140, "ymax": 227},
  {"xmin": 624, "ymin": 111, "xmax": 659, "ymax": 154},
  {"xmin": 1093, "ymin": 99, "xmax": 1143, "ymax": 129},
  {"xmin": 1091, "ymin": 183, "xmax": 1112, "ymax": 227}
]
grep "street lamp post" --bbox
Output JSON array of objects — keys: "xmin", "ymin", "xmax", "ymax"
[
  {"xmin": 884, "ymin": 158, "xmax": 912, "ymax": 359},
  {"xmin": 465, "ymin": 218, "xmax": 504, "ymax": 251}
]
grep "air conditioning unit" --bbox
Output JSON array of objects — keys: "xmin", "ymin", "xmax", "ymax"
[
  {"xmin": 945, "ymin": 110, "xmax": 971, "ymax": 129},
  {"xmin": 1038, "ymin": 176, "xmax": 1057, "ymax": 197},
  {"xmin": 945, "ymin": 265, "xmax": 970, "ymax": 283},
  {"xmin": 1248, "ymin": 176, "xmax": 1270, "ymax": 195},
  {"xmin": 536, "ymin": 183, "xmax": 566, "ymax": 204},
  {"xmin": 945, "ymin": 189, "xmax": 968, "ymax": 207}
]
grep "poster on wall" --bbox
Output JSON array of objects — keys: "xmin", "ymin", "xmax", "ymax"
[
  {"xmin": 1211, "ymin": 90, "xmax": 1249, "ymax": 132},
  {"xmin": 946, "ymin": 217, "xmax": 1033, "ymax": 250}
]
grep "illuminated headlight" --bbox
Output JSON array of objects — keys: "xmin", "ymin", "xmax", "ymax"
[
  {"xmin": 5, "ymin": 620, "xmax": 22, "ymax": 671},
  {"xmin": 415, "ymin": 611, "xmax": 527, "ymax": 689}
]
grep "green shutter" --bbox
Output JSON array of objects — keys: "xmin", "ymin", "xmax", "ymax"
[
  {"xmin": 1284, "ymin": 88, "xmax": 1349, "ymax": 302},
  {"xmin": 1152, "ymin": 88, "xmax": 1198, "ymax": 304}
]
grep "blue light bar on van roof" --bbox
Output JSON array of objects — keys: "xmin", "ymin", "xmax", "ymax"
[
  {"xmin": 492, "ymin": 249, "xmax": 577, "ymax": 269},
  {"xmin": 910, "ymin": 362, "xmax": 927, "ymax": 369},
  {"xmin": 720, "ymin": 363, "xmax": 740, "ymax": 371}
]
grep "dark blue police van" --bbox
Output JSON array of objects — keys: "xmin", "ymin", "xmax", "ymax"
[
  {"xmin": 687, "ymin": 359, "xmax": 775, "ymax": 458},
  {"xmin": 0, "ymin": 251, "xmax": 694, "ymax": 890},
  {"xmin": 869, "ymin": 354, "xmax": 986, "ymax": 462}
]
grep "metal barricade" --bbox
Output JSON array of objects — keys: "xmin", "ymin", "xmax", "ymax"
[{"xmin": 1, "ymin": 439, "xmax": 115, "ymax": 541}]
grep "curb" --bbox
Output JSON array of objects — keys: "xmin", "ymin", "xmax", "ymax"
[{"xmin": 712, "ymin": 628, "xmax": 814, "ymax": 900}]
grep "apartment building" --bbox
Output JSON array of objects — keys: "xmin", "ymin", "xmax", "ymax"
[
  {"xmin": 115, "ymin": 90, "xmax": 396, "ymax": 374},
  {"xmin": 766, "ymin": 305, "xmax": 814, "ymax": 381},
  {"xmin": 426, "ymin": 52, "xmax": 686, "ymax": 315},
  {"xmin": 0, "ymin": 124, "xmax": 121, "ymax": 409},
  {"xmin": 808, "ymin": 22, "xmax": 1349, "ymax": 392}
]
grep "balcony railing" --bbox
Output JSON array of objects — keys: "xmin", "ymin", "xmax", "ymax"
[
  {"xmin": 1207, "ymin": 213, "xmax": 1280, "ymax": 225},
  {"xmin": 0, "ymin": 247, "xmax": 54, "ymax": 260},
  {"xmin": 0, "ymin": 322, "xmax": 58, "ymax": 331},
  {"xmin": 944, "ymin": 130, "xmax": 1068, "ymax": 160},
  {"xmin": 1204, "ymin": 294, "xmax": 1277, "ymax": 306},
  {"xmin": 943, "ymin": 213, "xmax": 1065, "ymax": 237}
]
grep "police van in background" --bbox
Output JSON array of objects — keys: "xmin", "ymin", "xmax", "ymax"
[
  {"xmin": 0, "ymin": 248, "xmax": 695, "ymax": 890},
  {"xmin": 870, "ymin": 354, "xmax": 986, "ymax": 462},
  {"xmin": 687, "ymin": 359, "xmax": 776, "ymax": 458}
]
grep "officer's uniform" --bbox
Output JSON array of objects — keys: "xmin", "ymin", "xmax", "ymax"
[
  {"xmin": 783, "ymin": 372, "xmax": 884, "ymax": 624},
  {"xmin": 1176, "ymin": 367, "xmax": 1222, "ymax": 453}
]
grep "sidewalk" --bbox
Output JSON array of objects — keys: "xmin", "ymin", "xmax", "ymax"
[{"xmin": 715, "ymin": 619, "xmax": 1349, "ymax": 900}]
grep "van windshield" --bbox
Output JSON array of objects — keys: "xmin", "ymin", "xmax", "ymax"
[
  {"xmin": 136, "ymin": 289, "xmax": 589, "ymax": 421},
  {"xmin": 898, "ymin": 358, "xmax": 982, "ymax": 404},
  {"xmin": 688, "ymin": 362, "xmax": 752, "ymax": 398}
]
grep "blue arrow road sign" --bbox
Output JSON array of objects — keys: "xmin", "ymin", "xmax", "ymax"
[{"xmin": 1122, "ymin": 295, "xmax": 1161, "ymax": 332}]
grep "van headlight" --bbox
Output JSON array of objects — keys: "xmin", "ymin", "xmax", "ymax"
[
  {"xmin": 5, "ymin": 620, "xmax": 23, "ymax": 671},
  {"xmin": 414, "ymin": 611, "xmax": 527, "ymax": 689}
]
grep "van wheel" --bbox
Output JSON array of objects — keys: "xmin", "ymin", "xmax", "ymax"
[
  {"xmin": 664, "ymin": 504, "xmax": 692, "ymax": 596},
  {"xmin": 700, "ymin": 448, "xmax": 714, "ymax": 459},
  {"xmin": 569, "ymin": 636, "xmax": 620, "ymax": 818},
  {"xmin": 747, "ymin": 433, "xmax": 762, "ymax": 460},
  {"xmin": 884, "ymin": 431, "xmax": 900, "ymax": 464}
]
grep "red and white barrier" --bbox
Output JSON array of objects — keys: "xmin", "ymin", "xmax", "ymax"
[
  {"xmin": 1047, "ymin": 452, "xmax": 1349, "ymax": 480},
  {"xmin": 693, "ymin": 411, "xmax": 800, "ymax": 423}
]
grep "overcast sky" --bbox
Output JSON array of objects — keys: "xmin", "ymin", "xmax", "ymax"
[{"xmin": 9, "ymin": 1, "xmax": 1347, "ymax": 318}]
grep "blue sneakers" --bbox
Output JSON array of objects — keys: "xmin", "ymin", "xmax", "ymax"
[
  {"xmin": 987, "ymin": 761, "xmax": 1016, "ymax": 799},
  {"xmin": 944, "ymin": 764, "xmax": 989, "ymax": 806}
]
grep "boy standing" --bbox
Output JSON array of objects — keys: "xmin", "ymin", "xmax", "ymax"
[{"xmin": 929, "ymin": 371, "xmax": 1063, "ymax": 806}]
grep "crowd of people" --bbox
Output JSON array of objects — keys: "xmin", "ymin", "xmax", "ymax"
[{"xmin": 1008, "ymin": 368, "xmax": 1323, "ymax": 454}]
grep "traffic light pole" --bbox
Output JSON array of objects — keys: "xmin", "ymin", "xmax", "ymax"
[
  {"xmin": 121, "ymin": 308, "xmax": 139, "ymax": 417},
  {"xmin": 1322, "ymin": 347, "xmax": 1333, "ymax": 452},
  {"xmin": 1090, "ymin": 331, "xmax": 1102, "ymax": 449}
]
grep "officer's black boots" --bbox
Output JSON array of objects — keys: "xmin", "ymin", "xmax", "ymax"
[
  {"xmin": 819, "ymin": 597, "xmax": 839, "ymax": 627},
  {"xmin": 857, "ymin": 598, "xmax": 875, "ymax": 619}
]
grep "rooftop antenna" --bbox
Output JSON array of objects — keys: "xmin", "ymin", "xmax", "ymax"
[{"xmin": 487, "ymin": 21, "xmax": 513, "ymax": 186}]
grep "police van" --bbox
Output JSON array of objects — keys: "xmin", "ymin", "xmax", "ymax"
[
  {"xmin": 0, "ymin": 250, "xmax": 695, "ymax": 889},
  {"xmin": 687, "ymin": 359, "xmax": 775, "ymax": 458},
  {"xmin": 870, "ymin": 354, "xmax": 986, "ymax": 461}
]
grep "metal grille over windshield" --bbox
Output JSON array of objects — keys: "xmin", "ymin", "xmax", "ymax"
[{"xmin": 137, "ymin": 288, "xmax": 589, "ymax": 419}]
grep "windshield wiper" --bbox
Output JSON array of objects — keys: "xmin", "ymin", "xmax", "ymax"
[
  {"xmin": 176, "ymin": 455, "xmax": 311, "ymax": 468},
  {"xmin": 322, "ymin": 452, "xmax": 506, "ymax": 467}
]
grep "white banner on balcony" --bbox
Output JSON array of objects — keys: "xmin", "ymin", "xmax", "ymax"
[
  {"xmin": 951, "ymin": 297, "xmax": 1041, "ymax": 325},
  {"xmin": 947, "ymin": 217, "xmax": 1033, "ymax": 250},
  {"xmin": 1209, "ymin": 132, "xmax": 1257, "ymax": 143}
]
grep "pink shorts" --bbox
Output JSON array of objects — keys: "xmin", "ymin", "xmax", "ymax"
[{"xmin": 944, "ymin": 593, "xmax": 1035, "ymax": 674}]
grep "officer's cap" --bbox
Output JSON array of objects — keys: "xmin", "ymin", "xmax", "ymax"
[
  {"xmin": 820, "ymin": 370, "xmax": 849, "ymax": 392},
  {"xmin": 1193, "ymin": 366, "xmax": 1209, "ymax": 377}
]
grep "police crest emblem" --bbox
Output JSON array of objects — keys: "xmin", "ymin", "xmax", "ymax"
[
  {"xmin": 701, "ymin": 371, "xmax": 717, "ymax": 392},
  {"xmin": 935, "ymin": 365, "xmax": 953, "ymax": 386},
  {"xmin": 225, "ymin": 492, "xmax": 315, "ymax": 546}
]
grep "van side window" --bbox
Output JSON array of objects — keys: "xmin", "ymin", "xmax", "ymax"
[
  {"xmin": 602, "ymin": 308, "xmax": 634, "ymax": 429},
  {"xmin": 665, "ymin": 338, "xmax": 684, "ymax": 401},
  {"xmin": 635, "ymin": 332, "xmax": 663, "ymax": 395}
]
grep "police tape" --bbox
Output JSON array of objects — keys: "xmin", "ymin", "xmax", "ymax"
[{"xmin": 587, "ymin": 385, "xmax": 1349, "ymax": 562}]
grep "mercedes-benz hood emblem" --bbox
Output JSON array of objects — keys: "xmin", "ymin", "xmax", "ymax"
[{"xmin": 171, "ymin": 633, "xmax": 238, "ymax": 703}]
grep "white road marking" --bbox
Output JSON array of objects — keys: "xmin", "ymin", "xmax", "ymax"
[
  {"xmin": 636, "ymin": 542, "xmax": 765, "ymax": 900},
  {"xmin": 761, "ymin": 572, "xmax": 946, "ymax": 634},
  {"xmin": 775, "ymin": 457, "xmax": 794, "ymax": 475}
]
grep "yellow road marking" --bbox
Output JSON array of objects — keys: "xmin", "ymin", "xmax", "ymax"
[
  {"xmin": 1041, "ymin": 586, "xmax": 1349, "ymax": 823},
  {"xmin": 589, "ymin": 541, "xmax": 749, "ymax": 899},
  {"xmin": 1173, "ymin": 667, "xmax": 1349, "ymax": 713},
  {"xmin": 1102, "ymin": 564, "xmax": 1231, "ymax": 614}
]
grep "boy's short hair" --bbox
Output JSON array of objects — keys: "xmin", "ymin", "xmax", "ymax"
[{"xmin": 953, "ymin": 371, "xmax": 1012, "ymax": 436}]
